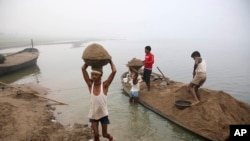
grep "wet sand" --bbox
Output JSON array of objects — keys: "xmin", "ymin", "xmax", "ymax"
[{"xmin": 0, "ymin": 82, "xmax": 92, "ymax": 141}]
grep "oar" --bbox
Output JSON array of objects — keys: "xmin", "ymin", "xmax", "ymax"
[
  {"xmin": 156, "ymin": 66, "xmax": 170, "ymax": 85},
  {"xmin": 0, "ymin": 81, "xmax": 68, "ymax": 105}
]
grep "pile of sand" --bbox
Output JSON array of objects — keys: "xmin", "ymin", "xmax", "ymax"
[
  {"xmin": 127, "ymin": 58, "xmax": 143, "ymax": 70},
  {"xmin": 173, "ymin": 85, "xmax": 250, "ymax": 140},
  {"xmin": 82, "ymin": 43, "xmax": 111, "ymax": 67},
  {"xmin": 138, "ymin": 80, "xmax": 250, "ymax": 141},
  {"xmin": 0, "ymin": 83, "xmax": 92, "ymax": 141}
]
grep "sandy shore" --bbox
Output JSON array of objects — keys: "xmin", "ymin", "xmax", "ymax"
[{"xmin": 0, "ymin": 82, "xmax": 92, "ymax": 141}]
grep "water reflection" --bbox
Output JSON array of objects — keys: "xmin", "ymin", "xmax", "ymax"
[
  {"xmin": 0, "ymin": 64, "xmax": 40, "ymax": 84},
  {"xmin": 170, "ymin": 121, "xmax": 208, "ymax": 141},
  {"xmin": 120, "ymin": 91, "xmax": 206, "ymax": 141},
  {"xmin": 127, "ymin": 104, "xmax": 153, "ymax": 140}
]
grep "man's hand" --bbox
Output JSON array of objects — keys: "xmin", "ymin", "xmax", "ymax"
[
  {"xmin": 110, "ymin": 60, "xmax": 116, "ymax": 72},
  {"xmin": 82, "ymin": 63, "xmax": 88, "ymax": 70},
  {"xmin": 109, "ymin": 59, "xmax": 113, "ymax": 64}
]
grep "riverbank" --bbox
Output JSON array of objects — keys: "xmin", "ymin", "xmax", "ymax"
[
  {"xmin": 122, "ymin": 72, "xmax": 250, "ymax": 141},
  {"xmin": 0, "ymin": 82, "xmax": 92, "ymax": 141},
  {"xmin": 1, "ymin": 38, "xmax": 250, "ymax": 140}
]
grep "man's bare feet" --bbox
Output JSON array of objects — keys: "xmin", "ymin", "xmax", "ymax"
[
  {"xmin": 191, "ymin": 101, "xmax": 200, "ymax": 106},
  {"xmin": 109, "ymin": 135, "xmax": 114, "ymax": 141}
]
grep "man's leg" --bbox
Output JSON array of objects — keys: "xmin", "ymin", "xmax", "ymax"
[
  {"xmin": 143, "ymin": 69, "xmax": 151, "ymax": 91},
  {"xmin": 129, "ymin": 92, "xmax": 133, "ymax": 102},
  {"xmin": 187, "ymin": 83, "xmax": 192, "ymax": 92},
  {"xmin": 142, "ymin": 69, "xmax": 146, "ymax": 82},
  {"xmin": 146, "ymin": 81, "xmax": 150, "ymax": 91},
  {"xmin": 129, "ymin": 97, "xmax": 133, "ymax": 103},
  {"xmin": 195, "ymin": 77, "xmax": 205, "ymax": 101},
  {"xmin": 101, "ymin": 124, "xmax": 113, "ymax": 141},
  {"xmin": 190, "ymin": 84, "xmax": 200, "ymax": 105},
  {"xmin": 91, "ymin": 122, "xmax": 100, "ymax": 141},
  {"xmin": 147, "ymin": 70, "xmax": 152, "ymax": 91},
  {"xmin": 134, "ymin": 91, "xmax": 139, "ymax": 103},
  {"xmin": 195, "ymin": 86, "xmax": 201, "ymax": 100},
  {"xmin": 134, "ymin": 97, "xmax": 139, "ymax": 103}
]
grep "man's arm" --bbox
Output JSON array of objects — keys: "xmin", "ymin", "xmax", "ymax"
[
  {"xmin": 193, "ymin": 64, "xmax": 197, "ymax": 78},
  {"xmin": 129, "ymin": 66, "xmax": 138, "ymax": 74},
  {"xmin": 103, "ymin": 60, "xmax": 117, "ymax": 91},
  {"xmin": 81, "ymin": 64, "xmax": 92, "ymax": 91},
  {"xmin": 145, "ymin": 54, "xmax": 154, "ymax": 64},
  {"xmin": 149, "ymin": 54, "xmax": 154, "ymax": 64},
  {"xmin": 192, "ymin": 57, "xmax": 201, "ymax": 78},
  {"xmin": 129, "ymin": 66, "xmax": 139, "ymax": 84}
]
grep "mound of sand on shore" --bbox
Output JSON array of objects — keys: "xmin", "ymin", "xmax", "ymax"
[
  {"xmin": 0, "ymin": 83, "xmax": 92, "ymax": 141},
  {"xmin": 138, "ymin": 79, "xmax": 250, "ymax": 141}
]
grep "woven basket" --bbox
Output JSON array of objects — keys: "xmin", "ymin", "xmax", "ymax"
[
  {"xmin": 84, "ymin": 59, "xmax": 110, "ymax": 67},
  {"xmin": 127, "ymin": 58, "xmax": 143, "ymax": 70},
  {"xmin": 128, "ymin": 65, "xmax": 143, "ymax": 71},
  {"xmin": 82, "ymin": 43, "xmax": 111, "ymax": 67}
]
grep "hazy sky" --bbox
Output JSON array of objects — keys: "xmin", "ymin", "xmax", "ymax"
[{"xmin": 0, "ymin": 0, "xmax": 249, "ymax": 41}]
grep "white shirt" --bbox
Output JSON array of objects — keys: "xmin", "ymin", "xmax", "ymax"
[
  {"xmin": 88, "ymin": 82, "xmax": 108, "ymax": 120},
  {"xmin": 130, "ymin": 79, "xmax": 140, "ymax": 92},
  {"xmin": 196, "ymin": 59, "xmax": 207, "ymax": 73}
]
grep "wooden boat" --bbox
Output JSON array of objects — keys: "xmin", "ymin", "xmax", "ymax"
[
  {"xmin": 0, "ymin": 48, "xmax": 39, "ymax": 76},
  {"xmin": 121, "ymin": 71, "xmax": 250, "ymax": 141},
  {"xmin": 121, "ymin": 71, "xmax": 212, "ymax": 140}
]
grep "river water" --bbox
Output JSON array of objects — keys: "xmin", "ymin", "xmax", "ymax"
[{"xmin": 0, "ymin": 39, "xmax": 249, "ymax": 141}]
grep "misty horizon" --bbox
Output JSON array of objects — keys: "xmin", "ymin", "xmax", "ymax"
[{"xmin": 1, "ymin": 0, "xmax": 249, "ymax": 43}]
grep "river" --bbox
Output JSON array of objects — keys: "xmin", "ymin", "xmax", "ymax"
[{"xmin": 1, "ymin": 39, "xmax": 249, "ymax": 141}]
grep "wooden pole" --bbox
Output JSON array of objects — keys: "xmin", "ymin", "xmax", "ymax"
[
  {"xmin": 31, "ymin": 39, "xmax": 34, "ymax": 48},
  {"xmin": 0, "ymin": 81, "xmax": 68, "ymax": 105},
  {"xmin": 156, "ymin": 66, "xmax": 170, "ymax": 85}
]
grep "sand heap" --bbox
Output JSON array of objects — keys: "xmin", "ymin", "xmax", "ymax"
[
  {"xmin": 127, "ymin": 58, "xmax": 143, "ymax": 70},
  {"xmin": 0, "ymin": 83, "xmax": 92, "ymax": 141},
  {"xmin": 138, "ymin": 80, "xmax": 250, "ymax": 141},
  {"xmin": 82, "ymin": 43, "xmax": 111, "ymax": 67}
]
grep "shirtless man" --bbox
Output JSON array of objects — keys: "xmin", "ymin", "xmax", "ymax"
[
  {"xmin": 188, "ymin": 51, "xmax": 207, "ymax": 105},
  {"xmin": 81, "ymin": 60, "xmax": 116, "ymax": 141}
]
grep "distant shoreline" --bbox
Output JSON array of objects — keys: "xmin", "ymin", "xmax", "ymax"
[{"xmin": 0, "ymin": 34, "xmax": 120, "ymax": 50}]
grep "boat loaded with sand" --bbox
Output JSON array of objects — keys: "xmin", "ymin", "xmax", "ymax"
[
  {"xmin": 121, "ymin": 71, "xmax": 250, "ymax": 141},
  {"xmin": 0, "ymin": 48, "xmax": 39, "ymax": 76}
]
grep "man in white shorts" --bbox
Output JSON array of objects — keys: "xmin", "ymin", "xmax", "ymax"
[{"xmin": 188, "ymin": 51, "xmax": 207, "ymax": 105}]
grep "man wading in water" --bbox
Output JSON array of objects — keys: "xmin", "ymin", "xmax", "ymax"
[{"xmin": 82, "ymin": 60, "xmax": 116, "ymax": 141}]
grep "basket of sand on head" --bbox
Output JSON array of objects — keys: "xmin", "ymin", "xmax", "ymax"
[
  {"xmin": 82, "ymin": 43, "xmax": 111, "ymax": 67},
  {"xmin": 127, "ymin": 58, "xmax": 143, "ymax": 71}
]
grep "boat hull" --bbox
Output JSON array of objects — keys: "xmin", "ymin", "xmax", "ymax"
[
  {"xmin": 121, "ymin": 71, "xmax": 214, "ymax": 141},
  {"xmin": 0, "ymin": 48, "xmax": 39, "ymax": 76}
]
